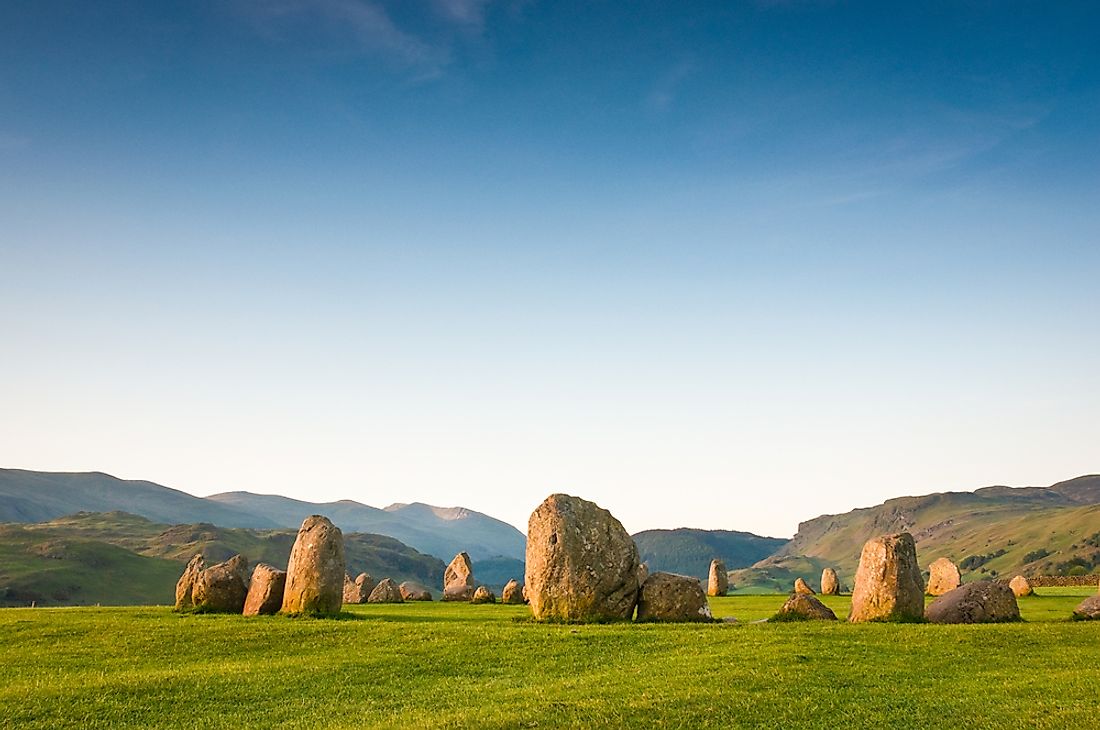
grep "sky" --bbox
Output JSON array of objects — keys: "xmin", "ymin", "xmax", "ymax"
[{"xmin": 1, "ymin": 1, "xmax": 1099, "ymax": 538}]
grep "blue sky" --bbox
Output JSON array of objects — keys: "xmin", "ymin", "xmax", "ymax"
[{"xmin": 2, "ymin": 1, "xmax": 1098, "ymax": 536}]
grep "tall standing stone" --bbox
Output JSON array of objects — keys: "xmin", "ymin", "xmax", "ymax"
[
  {"xmin": 243, "ymin": 563, "xmax": 286, "ymax": 616},
  {"xmin": 820, "ymin": 568, "xmax": 840, "ymax": 595},
  {"xmin": 707, "ymin": 559, "xmax": 728, "ymax": 597},
  {"xmin": 281, "ymin": 515, "xmax": 345, "ymax": 615},
  {"xmin": 848, "ymin": 532, "xmax": 925, "ymax": 623},
  {"xmin": 525, "ymin": 493, "xmax": 641, "ymax": 622},
  {"xmin": 442, "ymin": 552, "xmax": 475, "ymax": 602},
  {"xmin": 192, "ymin": 554, "xmax": 250, "ymax": 613},
  {"xmin": 174, "ymin": 554, "xmax": 205, "ymax": 610},
  {"xmin": 926, "ymin": 557, "xmax": 962, "ymax": 596}
]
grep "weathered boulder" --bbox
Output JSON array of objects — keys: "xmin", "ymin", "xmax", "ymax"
[
  {"xmin": 848, "ymin": 532, "xmax": 925, "ymax": 623},
  {"xmin": 925, "ymin": 580, "xmax": 1020, "ymax": 624},
  {"xmin": 174, "ymin": 554, "xmax": 205, "ymax": 610},
  {"xmin": 794, "ymin": 577, "xmax": 815, "ymax": 595},
  {"xmin": 926, "ymin": 557, "xmax": 962, "ymax": 596},
  {"xmin": 442, "ymin": 552, "xmax": 475, "ymax": 602},
  {"xmin": 636, "ymin": 572, "xmax": 713, "ymax": 623},
  {"xmin": 192, "ymin": 554, "xmax": 249, "ymax": 613},
  {"xmin": 471, "ymin": 586, "xmax": 496, "ymax": 604},
  {"xmin": 525, "ymin": 493, "xmax": 642, "ymax": 622},
  {"xmin": 367, "ymin": 578, "xmax": 404, "ymax": 603},
  {"xmin": 1072, "ymin": 595, "xmax": 1100, "ymax": 620},
  {"xmin": 281, "ymin": 515, "xmax": 346, "ymax": 615},
  {"xmin": 243, "ymin": 563, "xmax": 286, "ymax": 616},
  {"xmin": 1009, "ymin": 575, "xmax": 1033, "ymax": 598},
  {"xmin": 820, "ymin": 568, "xmax": 840, "ymax": 596},
  {"xmin": 501, "ymin": 579, "xmax": 525, "ymax": 605},
  {"xmin": 707, "ymin": 559, "xmax": 728, "ymax": 597},
  {"xmin": 774, "ymin": 593, "xmax": 837, "ymax": 621},
  {"xmin": 343, "ymin": 573, "xmax": 374, "ymax": 604},
  {"xmin": 399, "ymin": 581, "xmax": 432, "ymax": 601}
]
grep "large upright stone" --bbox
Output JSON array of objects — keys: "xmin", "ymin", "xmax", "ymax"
[
  {"xmin": 501, "ymin": 579, "xmax": 525, "ymax": 604},
  {"xmin": 794, "ymin": 577, "xmax": 815, "ymax": 595},
  {"xmin": 926, "ymin": 557, "xmax": 962, "ymax": 596},
  {"xmin": 281, "ymin": 515, "xmax": 345, "ymax": 615},
  {"xmin": 636, "ymin": 572, "xmax": 713, "ymax": 622},
  {"xmin": 243, "ymin": 563, "xmax": 286, "ymax": 616},
  {"xmin": 848, "ymin": 532, "xmax": 925, "ymax": 623},
  {"xmin": 192, "ymin": 554, "xmax": 249, "ymax": 613},
  {"xmin": 525, "ymin": 493, "xmax": 641, "ymax": 622},
  {"xmin": 1009, "ymin": 575, "xmax": 1033, "ymax": 598},
  {"xmin": 925, "ymin": 581, "xmax": 1020, "ymax": 624},
  {"xmin": 174, "ymin": 554, "xmax": 205, "ymax": 610},
  {"xmin": 343, "ymin": 573, "xmax": 374, "ymax": 604},
  {"xmin": 707, "ymin": 559, "xmax": 728, "ymax": 597},
  {"xmin": 442, "ymin": 552, "xmax": 475, "ymax": 602},
  {"xmin": 820, "ymin": 568, "xmax": 840, "ymax": 596}
]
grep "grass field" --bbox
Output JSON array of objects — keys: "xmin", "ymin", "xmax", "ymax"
[{"xmin": 3, "ymin": 589, "xmax": 1098, "ymax": 728}]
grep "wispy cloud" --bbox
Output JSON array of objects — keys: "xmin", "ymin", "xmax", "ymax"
[{"xmin": 430, "ymin": 0, "xmax": 493, "ymax": 29}]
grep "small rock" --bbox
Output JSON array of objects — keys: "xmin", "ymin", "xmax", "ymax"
[
  {"xmin": 925, "ymin": 580, "xmax": 1020, "ymax": 624},
  {"xmin": 1008, "ymin": 575, "xmax": 1033, "ymax": 598},
  {"xmin": 343, "ymin": 573, "xmax": 374, "ymax": 604},
  {"xmin": 501, "ymin": 579, "xmax": 525, "ymax": 604},
  {"xmin": 471, "ymin": 586, "xmax": 496, "ymax": 604},
  {"xmin": 636, "ymin": 572, "xmax": 713, "ymax": 623},
  {"xmin": 399, "ymin": 581, "xmax": 433, "ymax": 601},
  {"xmin": 926, "ymin": 557, "xmax": 962, "ymax": 596},
  {"xmin": 367, "ymin": 578, "xmax": 404, "ymax": 603},
  {"xmin": 774, "ymin": 593, "xmax": 837, "ymax": 621},
  {"xmin": 1072, "ymin": 595, "xmax": 1100, "ymax": 620},
  {"xmin": 794, "ymin": 577, "xmax": 815, "ymax": 595}
]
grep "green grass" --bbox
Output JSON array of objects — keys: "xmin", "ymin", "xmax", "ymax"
[{"xmin": 2, "ymin": 592, "xmax": 1098, "ymax": 728}]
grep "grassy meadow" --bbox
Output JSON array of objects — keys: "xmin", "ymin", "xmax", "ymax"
[{"xmin": 2, "ymin": 589, "xmax": 1098, "ymax": 728}]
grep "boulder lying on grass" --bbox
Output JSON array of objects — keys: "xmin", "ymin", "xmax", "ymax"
[
  {"xmin": 399, "ymin": 582, "xmax": 433, "ymax": 601},
  {"xmin": 1009, "ymin": 575, "xmax": 1033, "ymax": 598},
  {"xmin": 773, "ymin": 593, "xmax": 837, "ymax": 621},
  {"xmin": 926, "ymin": 557, "xmax": 962, "ymax": 596},
  {"xmin": 848, "ymin": 532, "xmax": 925, "ymax": 623},
  {"xmin": 1072, "ymin": 595, "xmax": 1100, "ymax": 621},
  {"xmin": 525, "ymin": 493, "xmax": 641, "ymax": 622},
  {"xmin": 368, "ymin": 578, "xmax": 404, "ymax": 603},
  {"xmin": 925, "ymin": 580, "xmax": 1020, "ymax": 624},
  {"xmin": 193, "ymin": 554, "xmax": 249, "ymax": 613},
  {"xmin": 636, "ymin": 572, "xmax": 713, "ymax": 623},
  {"xmin": 820, "ymin": 568, "xmax": 840, "ymax": 596},
  {"xmin": 343, "ymin": 573, "xmax": 374, "ymax": 604},
  {"xmin": 471, "ymin": 586, "xmax": 496, "ymax": 604},
  {"xmin": 282, "ymin": 515, "xmax": 346, "ymax": 615},
  {"xmin": 443, "ymin": 552, "xmax": 475, "ymax": 602},
  {"xmin": 174, "ymin": 554, "xmax": 205, "ymax": 611},
  {"xmin": 708, "ymin": 559, "xmax": 728, "ymax": 597},
  {"xmin": 501, "ymin": 579, "xmax": 525, "ymax": 604},
  {"xmin": 243, "ymin": 563, "xmax": 286, "ymax": 616},
  {"xmin": 794, "ymin": 577, "xmax": 815, "ymax": 595}
]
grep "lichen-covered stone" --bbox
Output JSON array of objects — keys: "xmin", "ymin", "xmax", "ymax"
[
  {"xmin": 925, "ymin": 580, "xmax": 1020, "ymax": 624},
  {"xmin": 926, "ymin": 557, "xmax": 962, "ymax": 596},
  {"xmin": 281, "ymin": 515, "xmax": 345, "ymax": 615},
  {"xmin": 636, "ymin": 572, "xmax": 713, "ymax": 623},
  {"xmin": 192, "ymin": 554, "xmax": 249, "ymax": 613},
  {"xmin": 343, "ymin": 573, "xmax": 374, "ymax": 604},
  {"xmin": 367, "ymin": 578, "xmax": 404, "ymax": 603},
  {"xmin": 848, "ymin": 532, "xmax": 924, "ymax": 623},
  {"xmin": 442, "ymin": 552, "xmax": 475, "ymax": 602},
  {"xmin": 524, "ymin": 493, "xmax": 641, "ymax": 622},
  {"xmin": 243, "ymin": 563, "xmax": 286, "ymax": 616},
  {"xmin": 174, "ymin": 554, "xmax": 205, "ymax": 610},
  {"xmin": 501, "ymin": 579, "xmax": 525, "ymax": 604}
]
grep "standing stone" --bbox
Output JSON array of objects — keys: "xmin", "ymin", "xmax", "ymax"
[
  {"xmin": 707, "ymin": 559, "xmax": 728, "ymax": 597},
  {"xmin": 794, "ymin": 577, "xmax": 815, "ymax": 595},
  {"xmin": 525, "ymin": 493, "xmax": 642, "ymax": 622},
  {"xmin": 1009, "ymin": 575, "xmax": 1033, "ymax": 598},
  {"xmin": 636, "ymin": 572, "xmax": 713, "ymax": 622},
  {"xmin": 774, "ymin": 593, "xmax": 837, "ymax": 621},
  {"xmin": 471, "ymin": 586, "xmax": 496, "ymax": 604},
  {"xmin": 243, "ymin": 563, "xmax": 286, "ymax": 616},
  {"xmin": 281, "ymin": 515, "xmax": 345, "ymax": 615},
  {"xmin": 926, "ymin": 557, "xmax": 962, "ymax": 596},
  {"xmin": 925, "ymin": 581, "xmax": 1020, "ymax": 624},
  {"xmin": 442, "ymin": 552, "xmax": 475, "ymax": 602},
  {"xmin": 820, "ymin": 568, "xmax": 840, "ymax": 596},
  {"xmin": 343, "ymin": 573, "xmax": 374, "ymax": 604},
  {"xmin": 192, "ymin": 554, "xmax": 249, "ymax": 613},
  {"xmin": 1072, "ymin": 595, "xmax": 1100, "ymax": 620},
  {"xmin": 637, "ymin": 563, "xmax": 650, "ymax": 585},
  {"xmin": 399, "ymin": 582, "xmax": 432, "ymax": 601},
  {"xmin": 848, "ymin": 532, "xmax": 925, "ymax": 623},
  {"xmin": 501, "ymin": 579, "xmax": 525, "ymax": 605},
  {"xmin": 174, "ymin": 554, "xmax": 205, "ymax": 610},
  {"xmin": 367, "ymin": 578, "xmax": 404, "ymax": 603}
]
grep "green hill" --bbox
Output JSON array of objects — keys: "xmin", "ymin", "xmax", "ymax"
[
  {"xmin": 632, "ymin": 528, "xmax": 787, "ymax": 579},
  {"xmin": 734, "ymin": 475, "xmax": 1100, "ymax": 591},
  {"xmin": 0, "ymin": 511, "xmax": 445, "ymax": 607}
]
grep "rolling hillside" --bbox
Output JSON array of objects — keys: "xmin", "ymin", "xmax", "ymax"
[
  {"xmin": 0, "ymin": 511, "xmax": 445, "ymax": 607},
  {"xmin": 731, "ymin": 475, "xmax": 1100, "ymax": 592},
  {"xmin": 0, "ymin": 469, "xmax": 526, "ymax": 562},
  {"xmin": 632, "ymin": 528, "xmax": 787, "ymax": 579}
]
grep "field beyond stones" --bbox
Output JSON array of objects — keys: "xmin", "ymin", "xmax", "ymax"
[{"xmin": 3, "ymin": 589, "xmax": 1098, "ymax": 729}]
